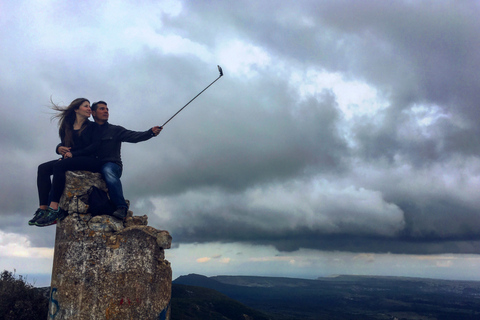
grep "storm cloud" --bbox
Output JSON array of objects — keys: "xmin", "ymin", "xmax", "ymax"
[{"xmin": 1, "ymin": 0, "xmax": 480, "ymax": 261}]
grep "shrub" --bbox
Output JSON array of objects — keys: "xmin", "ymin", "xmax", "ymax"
[{"xmin": 0, "ymin": 270, "xmax": 49, "ymax": 320}]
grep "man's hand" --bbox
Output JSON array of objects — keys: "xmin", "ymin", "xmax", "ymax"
[
  {"xmin": 64, "ymin": 151, "xmax": 73, "ymax": 158},
  {"xmin": 152, "ymin": 126, "xmax": 163, "ymax": 136},
  {"xmin": 58, "ymin": 146, "xmax": 71, "ymax": 156}
]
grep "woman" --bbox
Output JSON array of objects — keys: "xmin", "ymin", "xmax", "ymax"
[{"xmin": 29, "ymin": 98, "xmax": 102, "ymax": 227}]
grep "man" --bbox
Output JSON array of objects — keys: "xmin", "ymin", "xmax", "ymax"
[{"xmin": 91, "ymin": 101, "xmax": 162, "ymax": 219}]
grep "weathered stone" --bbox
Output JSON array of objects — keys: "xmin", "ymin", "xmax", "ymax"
[
  {"xmin": 59, "ymin": 171, "xmax": 108, "ymax": 214},
  {"xmin": 156, "ymin": 230, "xmax": 173, "ymax": 250},
  {"xmin": 125, "ymin": 214, "xmax": 148, "ymax": 228},
  {"xmin": 49, "ymin": 214, "xmax": 172, "ymax": 319},
  {"xmin": 120, "ymin": 225, "xmax": 172, "ymax": 250},
  {"xmin": 88, "ymin": 215, "xmax": 124, "ymax": 232},
  {"xmin": 49, "ymin": 171, "xmax": 172, "ymax": 320}
]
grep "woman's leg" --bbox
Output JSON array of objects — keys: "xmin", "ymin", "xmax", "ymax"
[
  {"xmin": 36, "ymin": 157, "xmax": 102, "ymax": 226},
  {"xmin": 50, "ymin": 157, "xmax": 102, "ymax": 206},
  {"xmin": 30, "ymin": 159, "xmax": 58, "ymax": 225},
  {"xmin": 37, "ymin": 159, "xmax": 58, "ymax": 208}
]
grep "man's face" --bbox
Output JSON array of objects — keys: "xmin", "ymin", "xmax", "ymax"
[{"xmin": 93, "ymin": 104, "xmax": 109, "ymax": 123}]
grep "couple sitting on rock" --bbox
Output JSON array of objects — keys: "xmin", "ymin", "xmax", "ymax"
[{"xmin": 30, "ymin": 98, "xmax": 162, "ymax": 227}]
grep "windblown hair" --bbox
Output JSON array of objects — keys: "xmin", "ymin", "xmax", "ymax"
[{"xmin": 51, "ymin": 97, "xmax": 90, "ymax": 147}]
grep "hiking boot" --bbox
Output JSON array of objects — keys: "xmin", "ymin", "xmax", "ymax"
[
  {"xmin": 35, "ymin": 207, "xmax": 67, "ymax": 227},
  {"xmin": 112, "ymin": 207, "xmax": 128, "ymax": 220},
  {"xmin": 28, "ymin": 208, "xmax": 47, "ymax": 226}
]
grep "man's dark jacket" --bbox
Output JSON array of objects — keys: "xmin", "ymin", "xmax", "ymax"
[{"xmin": 96, "ymin": 122, "xmax": 155, "ymax": 168}]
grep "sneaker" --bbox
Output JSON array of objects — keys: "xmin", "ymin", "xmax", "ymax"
[
  {"xmin": 28, "ymin": 208, "xmax": 47, "ymax": 226},
  {"xmin": 112, "ymin": 207, "xmax": 128, "ymax": 220},
  {"xmin": 35, "ymin": 207, "xmax": 67, "ymax": 227}
]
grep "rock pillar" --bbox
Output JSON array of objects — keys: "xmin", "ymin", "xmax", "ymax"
[{"xmin": 48, "ymin": 171, "xmax": 172, "ymax": 320}]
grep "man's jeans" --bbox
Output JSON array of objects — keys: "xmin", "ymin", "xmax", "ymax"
[{"xmin": 102, "ymin": 162, "xmax": 127, "ymax": 209}]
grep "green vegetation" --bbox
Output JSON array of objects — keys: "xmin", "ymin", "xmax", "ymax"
[{"xmin": 0, "ymin": 270, "xmax": 49, "ymax": 320}]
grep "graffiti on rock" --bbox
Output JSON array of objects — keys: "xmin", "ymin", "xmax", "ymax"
[
  {"xmin": 49, "ymin": 288, "xmax": 60, "ymax": 319},
  {"xmin": 157, "ymin": 302, "xmax": 170, "ymax": 320}
]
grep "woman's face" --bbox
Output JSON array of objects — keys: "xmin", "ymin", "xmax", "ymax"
[{"xmin": 75, "ymin": 101, "xmax": 92, "ymax": 119}]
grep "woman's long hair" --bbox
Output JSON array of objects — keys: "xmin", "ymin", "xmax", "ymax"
[{"xmin": 51, "ymin": 98, "xmax": 90, "ymax": 147}]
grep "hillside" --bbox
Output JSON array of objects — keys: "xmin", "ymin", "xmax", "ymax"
[
  {"xmin": 174, "ymin": 274, "xmax": 480, "ymax": 320},
  {"xmin": 171, "ymin": 284, "xmax": 271, "ymax": 320}
]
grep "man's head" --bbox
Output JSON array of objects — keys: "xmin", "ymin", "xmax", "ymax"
[{"xmin": 92, "ymin": 101, "xmax": 109, "ymax": 124}]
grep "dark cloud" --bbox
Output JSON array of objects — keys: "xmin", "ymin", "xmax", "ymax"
[
  {"xmin": 150, "ymin": 174, "xmax": 480, "ymax": 254},
  {"xmin": 123, "ymin": 80, "xmax": 347, "ymax": 196},
  {"xmin": 140, "ymin": 0, "xmax": 480, "ymax": 255},
  {"xmin": 1, "ymin": 0, "xmax": 480, "ymax": 260}
]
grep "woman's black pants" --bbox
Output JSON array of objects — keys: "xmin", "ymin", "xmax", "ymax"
[{"xmin": 37, "ymin": 157, "xmax": 101, "ymax": 206}]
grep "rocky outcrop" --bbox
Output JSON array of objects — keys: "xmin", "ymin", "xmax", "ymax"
[{"xmin": 48, "ymin": 171, "xmax": 172, "ymax": 320}]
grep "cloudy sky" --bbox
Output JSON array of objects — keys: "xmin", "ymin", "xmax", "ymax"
[{"xmin": 2, "ymin": 0, "xmax": 480, "ymax": 287}]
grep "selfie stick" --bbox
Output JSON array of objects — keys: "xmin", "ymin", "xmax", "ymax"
[{"xmin": 161, "ymin": 65, "xmax": 224, "ymax": 127}]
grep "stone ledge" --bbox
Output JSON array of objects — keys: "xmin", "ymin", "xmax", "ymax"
[{"xmin": 59, "ymin": 212, "xmax": 172, "ymax": 250}]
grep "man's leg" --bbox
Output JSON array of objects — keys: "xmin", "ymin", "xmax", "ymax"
[{"xmin": 102, "ymin": 163, "xmax": 128, "ymax": 217}]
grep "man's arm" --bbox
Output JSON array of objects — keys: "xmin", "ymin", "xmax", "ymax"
[{"xmin": 118, "ymin": 126, "xmax": 163, "ymax": 143}]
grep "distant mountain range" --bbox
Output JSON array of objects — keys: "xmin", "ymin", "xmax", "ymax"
[{"xmin": 173, "ymin": 274, "xmax": 480, "ymax": 320}]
